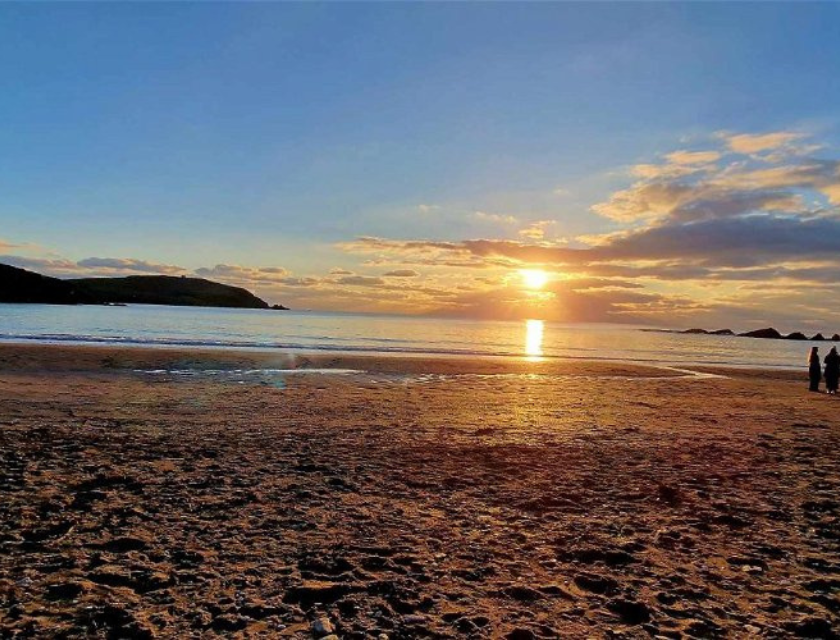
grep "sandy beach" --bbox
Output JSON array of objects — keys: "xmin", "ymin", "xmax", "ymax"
[{"xmin": 1, "ymin": 343, "xmax": 838, "ymax": 639}]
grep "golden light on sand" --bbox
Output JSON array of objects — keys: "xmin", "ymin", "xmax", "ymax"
[
  {"xmin": 520, "ymin": 269, "xmax": 549, "ymax": 290},
  {"xmin": 525, "ymin": 319, "xmax": 544, "ymax": 357}
]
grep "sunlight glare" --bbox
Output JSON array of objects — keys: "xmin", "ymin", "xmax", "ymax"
[
  {"xmin": 525, "ymin": 319, "xmax": 544, "ymax": 358},
  {"xmin": 520, "ymin": 269, "xmax": 549, "ymax": 290}
]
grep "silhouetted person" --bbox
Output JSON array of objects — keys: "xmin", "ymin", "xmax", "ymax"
[
  {"xmin": 824, "ymin": 346, "xmax": 839, "ymax": 395},
  {"xmin": 809, "ymin": 346, "xmax": 821, "ymax": 392}
]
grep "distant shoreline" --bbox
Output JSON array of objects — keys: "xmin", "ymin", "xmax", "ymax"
[{"xmin": 643, "ymin": 327, "xmax": 840, "ymax": 342}]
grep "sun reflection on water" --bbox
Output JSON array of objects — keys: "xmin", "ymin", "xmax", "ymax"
[{"xmin": 525, "ymin": 319, "xmax": 544, "ymax": 358}]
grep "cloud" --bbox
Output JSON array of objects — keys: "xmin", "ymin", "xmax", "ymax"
[
  {"xmin": 723, "ymin": 131, "xmax": 804, "ymax": 154},
  {"xmin": 598, "ymin": 215, "xmax": 840, "ymax": 265},
  {"xmin": 432, "ymin": 214, "xmax": 840, "ymax": 274},
  {"xmin": 518, "ymin": 220, "xmax": 556, "ymax": 240},
  {"xmin": 1, "ymin": 255, "xmax": 305, "ymax": 301},
  {"xmin": 436, "ymin": 278, "xmax": 701, "ymax": 323},
  {"xmin": 329, "ymin": 267, "xmax": 354, "ymax": 275},
  {"xmin": 383, "ymin": 269, "xmax": 420, "ymax": 277},
  {"xmin": 2, "ymin": 255, "xmax": 187, "ymax": 278},
  {"xmin": 593, "ymin": 132, "xmax": 838, "ymax": 227},
  {"xmin": 194, "ymin": 264, "xmax": 290, "ymax": 282},
  {"xmin": 417, "ymin": 204, "xmax": 440, "ymax": 213},
  {"xmin": 77, "ymin": 257, "xmax": 185, "ymax": 275},
  {"xmin": 0, "ymin": 255, "xmax": 80, "ymax": 275},
  {"xmin": 473, "ymin": 211, "xmax": 518, "ymax": 225},
  {"xmin": 0, "ymin": 239, "xmax": 23, "ymax": 252},
  {"xmin": 592, "ymin": 182, "xmax": 695, "ymax": 222},
  {"xmin": 336, "ymin": 275, "xmax": 386, "ymax": 287},
  {"xmin": 716, "ymin": 160, "xmax": 840, "ymax": 205},
  {"xmin": 339, "ymin": 236, "xmax": 463, "ymax": 254},
  {"xmin": 592, "ymin": 180, "xmax": 807, "ymax": 225},
  {"xmin": 277, "ymin": 276, "xmax": 321, "ymax": 287},
  {"xmin": 665, "ymin": 150, "xmax": 721, "ymax": 165}
]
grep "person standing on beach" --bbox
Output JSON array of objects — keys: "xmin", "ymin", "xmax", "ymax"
[
  {"xmin": 824, "ymin": 346, "xmax": 839, "ymax": 395},
  {"xmin": 809, "ymin": 346, "xmax": 822, "ymax": 392}
]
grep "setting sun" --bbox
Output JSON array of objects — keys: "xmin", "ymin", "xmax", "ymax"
[{"xmin": 520, "ymin": 269, "xmax": 549, "ymax": 290}]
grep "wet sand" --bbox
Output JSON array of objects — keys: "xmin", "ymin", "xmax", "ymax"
[{"xmin": 0, "ymin": 343, "xmax": 838, "ymax": 639}]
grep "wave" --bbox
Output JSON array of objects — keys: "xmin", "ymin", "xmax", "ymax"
[
  {"xmin": 0, "ymin": 331, "xmax": 800, "ymax": 370},
  {"xmin": 0, "ymin": 331, "xmax": 517, "ymax": 358}
]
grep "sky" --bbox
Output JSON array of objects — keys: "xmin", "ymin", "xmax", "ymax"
[{"xmin": 2, "ymin": 3, "xmax": 840, "ymax": 330}]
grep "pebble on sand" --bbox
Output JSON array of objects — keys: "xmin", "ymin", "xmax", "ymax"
[{"xmin": 311, "ymin": 617, "xmax": 334, "ymax": 637}]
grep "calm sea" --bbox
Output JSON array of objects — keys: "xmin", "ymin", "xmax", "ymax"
[{"xmin": 0, "ymin": 303, "xmax": 817, "ymax": 369}]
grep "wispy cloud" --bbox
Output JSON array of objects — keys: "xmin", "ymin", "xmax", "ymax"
[
  {"xmin": 722, "ymin": 131, "xmax": 804, "ymax": 154},
  {"xmin": 665, "ymin": 149, "xmax": 721, "ymax": 165},
  {"xmin": 0, "ymin": 255, "xmax": 80, "ymax": 275},
  {"xmin": 473, "ymin": 211, "xmax": 518, "ymax": 225},
  {"xmin": 77, "ymin": 257, "xmax": 186, "ymax": 275},
  {"xmin": 383, "ymin": 269, "xmax": 420, "ymax": 277},
  {"xmin": 194, "ymin": 264, "xmax": 290, "ymax": 282},
  {"xmin": 2, "ymin": 255, "xmax": 186, "ymax": 277},
  {"xmin": 518, "ymin": 220, "xmax": 555, "ymax": 240},
  {"xmin": 335, "ymin": 275, "xmax": 386, "ymax": 287}
]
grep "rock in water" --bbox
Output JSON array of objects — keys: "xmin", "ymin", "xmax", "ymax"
[{"xmin": 739, "ymin": 327, "xmax": 783, "ymax": 339}]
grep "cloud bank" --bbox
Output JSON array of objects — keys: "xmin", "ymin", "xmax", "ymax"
[{"xmin": 337, "ymin": 130, "xmax": 840, "ymax": 326}]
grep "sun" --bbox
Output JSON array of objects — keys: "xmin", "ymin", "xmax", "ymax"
[{"xmin": 520, "ymin": 268, "xmax": 549, "ymax": 290}]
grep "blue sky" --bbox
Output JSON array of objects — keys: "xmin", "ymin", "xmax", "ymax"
[{"xmin": 3, "ymin": 3, "xmax": 840, "ymax": 326}]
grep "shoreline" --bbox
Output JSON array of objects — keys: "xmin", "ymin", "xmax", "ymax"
[{"xmin": 0, "ymin": 340, "xmax": 807, "ymax": 378}]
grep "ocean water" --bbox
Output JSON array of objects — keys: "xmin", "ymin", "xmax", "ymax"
[{"xmin": 0, "ymin": 303, "xmax": 819, "ymax": 369}]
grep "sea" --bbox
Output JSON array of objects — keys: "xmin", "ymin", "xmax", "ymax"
[{"xmin": 0, "ymin": 303, "xmax": 819, "ymax": 370}]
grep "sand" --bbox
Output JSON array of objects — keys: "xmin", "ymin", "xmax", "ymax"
[{"xmin": 0, "ymin": 343, "xmax": 838, "ymax": 639}]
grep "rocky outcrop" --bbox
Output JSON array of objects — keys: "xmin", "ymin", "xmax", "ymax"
[
  {"xmin": 670, "ymin": 326, "xmax": 839, "ymax": 342},
  {"xmin": 739, "ymin": 328, "xmax": 783, "ymax": 339},
  {"xmin": 680, "ymin": 328, "xmax": 735, "ymax": 336}
]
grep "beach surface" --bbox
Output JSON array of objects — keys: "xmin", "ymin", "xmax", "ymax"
[{"xmin": 0, "ymin": 343, "xmax": 838, "ymax": 639}]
